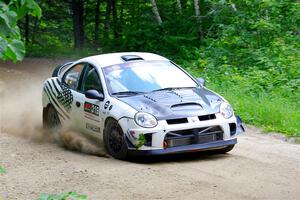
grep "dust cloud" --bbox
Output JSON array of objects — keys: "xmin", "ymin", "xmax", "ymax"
[{"xmin": 0, "ymin": 64, "xmax": 108, "ymax": 157}]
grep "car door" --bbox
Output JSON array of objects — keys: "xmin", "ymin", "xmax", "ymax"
[
  {"xmin": 61, "ymin": 63, "xmax": 86, "ymax": 131},
  {"xmin": 74, "ymin": 64, "xmax": 105, "ymax": 138}
]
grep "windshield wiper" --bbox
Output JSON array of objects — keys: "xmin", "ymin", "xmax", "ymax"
[
  {"xmin": 112, "ymin": 91, "xmax": 144, "ymax": 96},
  {"xmin": 150, "ymin": 87, "xmax": 196, "ymax": 93}
]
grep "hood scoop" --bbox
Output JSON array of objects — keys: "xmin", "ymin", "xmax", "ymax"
[
  {"xmin": 171, "ymin": 102, "xmax": 202, "ymax": 111},
  {"xmin": 121, "ymin": 55, "xmax": 144, "ymax": 62}
]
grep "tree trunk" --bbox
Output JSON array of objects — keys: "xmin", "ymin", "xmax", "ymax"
[
  {"xmin": 94, "ymin": 0, "xmax": 101, "ymax": 48},
  {"xmin": 149, "ymin": 0, "xmax": 162, "ymax": 25},
  {"xmin": 31, "ymin": 17, "xmax": 38, "ymax": 44},
  {"xmin": 71, "ymin": 0, "xmax": 85, "ymax": 49},
  {"xmin": 111, "ymin": 0, "xmax": 118, "ymax": 39},
  {"xmin": 176, "ymin": 0, "xmax": 182, "ymax": 13},
  {"xmin": 25, "ymin": 14, "xmax": 29, "ymax": 46},
  {"xmin": 194, "ymin": 0, "xmax": 200, "ymax": 19},
  {"xmin": 104, "ymin": 0, "xmax": 112, "ymax": 39},
  {"xmin": 193, "ymin": 0, "xmax": 202, "ymax": 38},
  {"xmin": 119, "ymin": 0, "xmax": 124, "ymax": 35}
]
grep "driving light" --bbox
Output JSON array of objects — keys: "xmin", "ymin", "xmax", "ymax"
[
  {"xmin": 134, "ymin": 112, "xmax": 158, "ymax": 128},
  {"xmin": 220, "ymin": 102, "xmax": 233, "ymax": 119}
]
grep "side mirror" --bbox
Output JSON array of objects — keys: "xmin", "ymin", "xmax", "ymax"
[
  {"xmin": 196, "ymin": 78, "xmax": 205, "ymax": 86},
  {"xmin": 85, "ymin": 90, "xmax": 104, "ymax": 101}
]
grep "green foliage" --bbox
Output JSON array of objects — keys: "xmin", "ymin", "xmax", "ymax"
[
  {"xmin": 135, "ymin": 134, "xmax": 146, "ymax": 149},
  {"xmin": 0, "ymin": 166, "xmax": 6, "ymax": 174},
  {"xmin": 168, "ymin": 0, "xmax": 300, "ymax": 137},
  {"xmin": 0, "ymin": 0, "xmax": 41, "ymax": 63},
  {"xmin": 36, "ymin": 192, "xmax": 87, "ymax": 200}
]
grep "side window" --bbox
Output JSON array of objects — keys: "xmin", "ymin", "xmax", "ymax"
[
  {"xmin": 81, "ymin": 65, "xmax": 103, "ymax": 93},
  {"xmin": 63, "ymin": 63, "xmax": 85, "ymax": 90}
]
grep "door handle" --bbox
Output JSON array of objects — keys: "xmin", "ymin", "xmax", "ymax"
[{"xmin": 76, "ymin": 101, "xmax": 81, "ymax": 107}]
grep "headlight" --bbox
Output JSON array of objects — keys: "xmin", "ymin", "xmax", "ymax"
[
  {"xmin": 134, "ymin": 112, "xmax": 158, "ymax": 128},
  {"xmin": 219, "ymin": 102, "xmax": 233, "ymax": 119}
]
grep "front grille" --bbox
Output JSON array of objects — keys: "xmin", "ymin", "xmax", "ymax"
[
  {"xmin": 164, "ymin": 126, "xmax": 223, "ymax": 148},
  {"xmin": 198, "ymin": 114, "xmax": 216, "ymax": 121},
  {"xmin": 144, "ymin": 133, "xmax": 153, "ymax": 147},
  {"xmin": 166, "ymin": 118, "xmax": 188, "ymax": 125}
]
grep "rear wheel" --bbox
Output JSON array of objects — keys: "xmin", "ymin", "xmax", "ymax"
[
  {"xmin": 43, "ymin": 105, "xmax": 61, "ymax": 133},
  {"xmin": 103, "ymin": 119, "xmax": 128, "ymax": 160}
]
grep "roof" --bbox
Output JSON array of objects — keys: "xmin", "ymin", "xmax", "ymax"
[{"xmin": 77, "ymin": 52, "xmax": 169, "ymax": 68}]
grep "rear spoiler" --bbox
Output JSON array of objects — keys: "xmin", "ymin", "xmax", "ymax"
[{"xmin": 52, "ymin": 61, "xmax": 74, "ymax": 77}]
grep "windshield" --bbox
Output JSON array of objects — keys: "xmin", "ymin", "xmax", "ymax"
[{"xmin": 103, "ymin": 60, "xmax": 198, "ymax": 94}]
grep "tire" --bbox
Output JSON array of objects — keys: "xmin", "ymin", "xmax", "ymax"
[
  {"xmin": 103, "ymin": 119, "xmax": 128, "ymax": 160},
  {"xmin": 43, "ymin": 105, "xmax": 61, "ymax": 133},
  {"xmin": 212, "ymin": 145, "xmax": 235, "ymax": 154}
]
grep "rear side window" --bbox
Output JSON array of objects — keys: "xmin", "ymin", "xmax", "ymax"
[{"xmin": 63, "ymin": 63, "xmax": 85, "ymax": 90}]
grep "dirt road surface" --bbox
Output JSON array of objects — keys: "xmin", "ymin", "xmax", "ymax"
[{"xmin": 0, "ymin": 58, "xmax": 299, "ymax": 200}]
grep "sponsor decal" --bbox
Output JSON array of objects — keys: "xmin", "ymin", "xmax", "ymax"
[
  {"xmin": 86, "ymin": 123, "xmax": 100, "ymax": 133},
  {"xmin": 44, "ymin": 87, "xmax": 69, "ymax": 120},
  {"xmin": 57, "ymin": 83, "xmax": 73, "ymax": 113},
  {"xmin": 45, "ymin": 78, "xmax": 73, "ymax": 120},
  {"xmin": 127, "ymin": 129, "xmax": 137, "ymax": 140},
  {"xmin": 104, "ymin": 101, "xmax": 110, "ymax": 109},
  {"xmin": 84, "ymin": 102, "xmax": 99, "ymax": 116}
]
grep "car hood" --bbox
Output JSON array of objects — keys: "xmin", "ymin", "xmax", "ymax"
[{"xmin": 117, "ymin": 88, "xmax": 223, "ymax": 120}]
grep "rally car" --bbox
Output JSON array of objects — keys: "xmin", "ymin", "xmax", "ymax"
[{"xmin": 42, "ymin": 52, "xmax": 244, "ymax": 159}]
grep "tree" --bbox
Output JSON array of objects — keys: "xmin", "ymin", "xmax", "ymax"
[
  {"xmin": 193, "ymin": 0, "xmax": 202, "ymax": 38},
  {"xmin": 111, "ymin": 0, "xmax": 119, "ymax": 39},
  {"xmin": 176, "ymin": 0, "xmax": 182, "ymax": 14},
  {"xmin": 104, "ymin": 0, "xmax": 112, "ymax": 39},
  {"xmin": 71, "ymin": 0, "xmax": 85, "ymax": 49},
  {"xmin": 149, "ymin": 0, "xmax": 162, "ymax": 26},
  {"xmin": 94, "ymin": 0, "xmax": 101, "ymax": 48},
  {"xmin": 25, "ymin": 14, "xmax": 30, "ymax": 45},
  {"xmin": 0, "ymin": 0, "xmax": 41, "ymax": 62}
]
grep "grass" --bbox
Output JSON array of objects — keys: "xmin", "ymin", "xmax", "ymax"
[
  {"xmin": 0, "ymin": 166, "xmax": 6, "ymax": 174},
  {"xmin": 36, "ymin": 192, "xmax": 87, "ymax": 200},
  {"xmin": 207, "ymin": 82, "xmax": 300, "ymax": 138},
  {"xmin": 180, "ymin": 58, "xmax": 300, "ymax": 138}
]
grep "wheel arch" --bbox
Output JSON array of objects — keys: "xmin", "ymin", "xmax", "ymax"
[
  {"xmin": 104, "ymin": 116, "xmax": 118, "ymax": 128},
  {"xmin": 103, "ymin": 116, "xmax": 129, "ymax": 160}
]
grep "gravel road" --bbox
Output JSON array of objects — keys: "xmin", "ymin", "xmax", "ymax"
[{"xmin": 0, "ymin": 58, "xmax": 299, "ymax": 200}]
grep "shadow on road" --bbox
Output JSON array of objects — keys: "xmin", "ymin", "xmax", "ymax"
[{"xmin": 129, "ymin": 151, "xmax": 231, "ymax": 164}]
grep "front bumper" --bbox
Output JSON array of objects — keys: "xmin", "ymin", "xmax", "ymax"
[
  {"xmin": 120, "ymin": 114, "xmax": 244, "ymax": 150},
  {"xmin": 127, "ymin": 138, "xmax": 237, "ymax": 156}
]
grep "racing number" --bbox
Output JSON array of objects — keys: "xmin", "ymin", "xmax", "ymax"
[{"xmin": 84, "ymin": 102, "xmax": 99, "ymax": 116}]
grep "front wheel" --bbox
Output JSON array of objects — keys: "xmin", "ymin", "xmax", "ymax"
[
  {"xmin": 43, "ymin": 105, "xmax": 61, "ymax": 134},
  {"xmin": 103, "ymin": 119, "xmax": 128, "ymax": 160}
]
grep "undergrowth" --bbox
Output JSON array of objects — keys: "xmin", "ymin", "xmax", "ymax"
[{"xmin": 36, "ymin": 192, "xmax": 87, "ymax": 200}]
